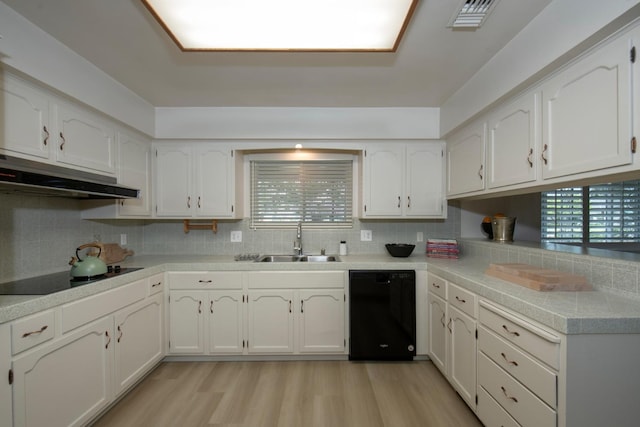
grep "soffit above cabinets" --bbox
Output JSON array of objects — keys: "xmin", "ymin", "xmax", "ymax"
[{"xmin": 1, "ymin": 0, "xmax": 551, "ymax": 108}]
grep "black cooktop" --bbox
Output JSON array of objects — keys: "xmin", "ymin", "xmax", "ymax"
[{"xmin": 0, "ymin": 267, "xmax": 143, "ymax": 295}]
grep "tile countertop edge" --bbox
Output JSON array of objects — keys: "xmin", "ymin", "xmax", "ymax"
[
  {"xmin": 3, "ymin": 254, "xmax": 640, "ymax": 334},
  {"xmin": 425, "ymin": 258, "xmax": 640, "ymax": 335}
]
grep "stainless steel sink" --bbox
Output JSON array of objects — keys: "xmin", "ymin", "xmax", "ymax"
[{"xmin": 255, "ymin": 254, "xmax": 340, "ymax": 262}]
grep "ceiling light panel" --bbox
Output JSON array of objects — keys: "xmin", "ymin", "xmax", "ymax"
[{"xmin": 142, "ymin": 0, "xmax": 417, "ymax": 51}]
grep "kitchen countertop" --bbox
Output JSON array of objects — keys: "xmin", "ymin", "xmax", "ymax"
[{"xmin": 2, "ymin": 254, "xmax": 640, "ymax": 335}]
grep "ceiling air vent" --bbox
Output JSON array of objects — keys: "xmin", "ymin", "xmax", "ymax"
[{"xmin": 448, "ymin": 0, "xmax": 500, "ymax": 29}]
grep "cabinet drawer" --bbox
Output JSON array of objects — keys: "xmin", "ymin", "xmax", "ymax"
[
  {"xmin": 148, "ymin": 273, "xmax": 165, "ymax": 295},
  {"xmin": 479, "ymin": 326, "xmax": 557, "ymax": 408},
  {"xmin": 61, "ymin": 279, "xmax": 147, "ymax": 333},
  {"xmin": 169, "ymin": 271, "xmax": 242, "ymax": 289},
  {"xmin": 479, "ymin": 301, "xmax": 560, "ymax": 369},
  {"xmin": 11, "ymin": 310, "xmax": 56, "ymax": 355},
  {"xmin": 448, "ymin": 283, "xmax": 476, "ymax": 318},
  {"xmin": 478, "ymin": 352, "xmax": 556, "ymax": 427},
  {"xmin": 477, "ymin": 385, "xmax": 521, "ymax": 427},
  {"xmin": 427, "ymin": 273, "xmax": 446, "ymax": 299}
]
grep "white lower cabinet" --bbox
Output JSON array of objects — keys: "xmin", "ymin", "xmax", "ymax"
[
  {"xmin": 477, "ymin": 300, "xmax": 560, "ymax": 427},
  {"xmin": 168, "ymin": 290, "xmax": 206, "ymax": 354},
  {"xmin": 298, "ymin": 289, "xmax": 345, "ymax": 353},
  {"xmin": 8, "ymin": 276, "xmax": 164, "ymax": 427},
  {"xmin": 113, "ymin": 293, "xmax": 164, "ymax": 396},
  {"xmin": 168, "ymin": 271, "xmax": 347, "ymax": 356},
  {"xmin": 247, "ymin": 290, "xmax": 295, "ymax": 353},
  {"xmin": 427, "ymin": 273, "xmax": 478, "ymax": 411},
  {"xmin": 167, "ymin": 272, "xmax": 244, "ymax": 355},
  {"xmin": 12, "ymin": 317, "xmax": 113, "ymax": 427}
]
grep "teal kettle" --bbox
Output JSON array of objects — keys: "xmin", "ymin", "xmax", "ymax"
[{"xmin": 69, "ymin": 243, "xmax": 108, "ymax": 279}]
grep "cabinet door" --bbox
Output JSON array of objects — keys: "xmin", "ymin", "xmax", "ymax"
[
  {"xmin": 209, "ymin": 291, "xmax": 244, "ymax": 354},
  {"xmin": 168, "ymin": 291, "xmax": 205, "ymax": 354},
  {"xmin": 428, "ymin": 293, "xmax": 447, "ymax": 375},
  {"xmin": 363, "ymin": 145, "xmax": 404, "ymax": 217},
  {"xmin": 541, "ymin": 34, "xmax": 632, "ymax": 179},
  {"xmin": 405, "ymin": 143, "xmax": 445, "ymax": 217},
  {"xmin": 195, "ymin": 145, "xmax": 235, "ymax": 217},
  {"xmin": 447, "ymin": 122, "xmax": 486, "ymax": 196},
  {"xmin": 487, "ymin": 92, "xmax": 539, "ymax": 189},
  {"xmin": 298, "ymin": 289, "xmax": 345, "ymax": 353},
  {"xmin": 449, "ymin": 305, "xmax": 477, "ymax": 410},
  {"xmin": 12, "ymin": 317, "xmax": 113, "ymax": 427},
  {"xmin": 0, "ymin": 75, "xmax": 51, "ymax": 160},
  {"xmin": 0, "ymin": 324, "xmax": 11, "ymax": 427},
  {"xmin": 247, "ymin": 290, "xmax": 294, "ymax": 353},
  {"xmin": 155, "ymin": 145, "xmax": 192, "ymax": 217},
  {"xmin": 117, "ymin": 132, "xmax": 151, "ymax": 216},
  {"xmin": 114, "ymin": 293, "xmax": 163, "ymax": 396},
  {"xmin": 55, "ymin": 102, "xmax": 115, "ymax": 174}
]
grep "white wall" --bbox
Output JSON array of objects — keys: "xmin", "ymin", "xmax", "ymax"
[
  {"xmin": 440, "ymin": 0, "xmax": 640, "ymax": 136},
  {"xmin": 0, "ymin": 1, "xmax": 155, "ymax": 136},
  {"xmin": 155, "ymin": 107, "xmax": 440, "ymax": 140}
]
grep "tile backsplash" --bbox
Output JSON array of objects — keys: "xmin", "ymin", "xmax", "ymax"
[
  {"xmin": 0, "ymin": 193, "xmax": 461, "ymax": 281},
  {"xmin": 460, "ymin": 239, "xmax": 640, "ymax": 298}
]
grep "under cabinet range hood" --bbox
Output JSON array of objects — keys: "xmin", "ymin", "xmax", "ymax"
[{"xmin": 0, "ymin": 155, "xmax": 139, "ymax": 199}]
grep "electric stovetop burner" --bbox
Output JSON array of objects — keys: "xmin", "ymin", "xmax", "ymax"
[{"xmin": 0, "ymin": 267, "xmax": 143, "ymax": 295}]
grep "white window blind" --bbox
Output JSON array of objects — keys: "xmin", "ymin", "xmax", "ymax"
[
  {"xmin": 250, "ymin": 160, "xmax": 353, "ymax": 229},
  {"xmin": 589, "ymin": 180, "xmax": 640, "ymax": 242},
  {"xmin": 541, "ymin": 187, "xmax": 584, "ymax": 242},
  {"xmin": 541, "ymin": 180, "xmax": 640, "ymax": 243}
]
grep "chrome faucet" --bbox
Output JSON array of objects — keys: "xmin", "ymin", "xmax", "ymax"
[{"xmin": 293, "ymin": 221, "xmax": 303, "ymax": 255}]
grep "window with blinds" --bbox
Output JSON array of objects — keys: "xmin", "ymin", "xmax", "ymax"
[
  {"xmin": 250, "ymin": 160, "xmax": 353, "ymax": 228},
  {"xmin": 541, "ymin": 180, "xmax": 640, "ymax": 243}
]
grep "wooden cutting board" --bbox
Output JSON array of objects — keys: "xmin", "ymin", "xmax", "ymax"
[
  {"xmin": 87, "ymin": 242, "xmax": 134, "ymax": 265},
  {"xmin": 485, "ymin": 263, "xmax": 592, "ymax": 291}
]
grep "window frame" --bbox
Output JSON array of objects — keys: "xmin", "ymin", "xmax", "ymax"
[{"xmin": 245, "ymin": 151, "xmax": 358, "ymax": 229}]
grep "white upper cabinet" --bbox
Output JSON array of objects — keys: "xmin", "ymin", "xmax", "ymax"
[
  {"xmin": 447, "ymin": 121, "xmax": 486, "ymax": 196},
  {"xmin": 0, "ymin": 74, "xmax": 51, "ymax": 160},
  {"xmin": 362, "ymin": 142, "xmax": 445, "ymax": 218},
  {"xmin": 155, "ymin": 142, "xmax": 240, "ymax": 218},
  {"xmin": 55, "ymin": 101, "xmax": 116, "ymax": 175},
  {"xmin": 540, "ymin": 33, "xmax": 633, "ymax": 180},
  {"xmin": 487, "ymin": 92, "xmax": 539, "ymax": 189},
  {"xmin": 1, "ymin": 71, "xmax": 118, "ymax": 177},
  {"xmin": 117, "ymin": 131, "xmax": 152, "ymax": 216}
]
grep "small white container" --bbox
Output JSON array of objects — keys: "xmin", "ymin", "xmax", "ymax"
[{"xmin": 339, "ymin": 241, "xmax": 347, "ymax": 256}]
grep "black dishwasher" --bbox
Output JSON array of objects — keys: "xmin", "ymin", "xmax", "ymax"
[{"xmin": 349, "ymin": 270, "xmax": 416, "ymax": 361}]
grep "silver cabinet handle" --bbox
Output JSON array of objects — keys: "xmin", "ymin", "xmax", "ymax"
[
  {"xmin": 198, "ymin": 196, "xmax": 201, "ymax": 209},
  {"xmin": 59, "ymin": 132, "xmax": 65, "ymax": 150},
  {"xmin": 151, "ymin": 281, "xmax": 162, "ymax": 288},
  {"xmin": 198, "ymin": 280, "xmax": 213, "ymax": 284},
  {"xmin": 478, "ymin": 164, "xmax": 483, "ymax": 180},
  {"xmin": 541, "ymin": 144, "xmax": 548, "ymax": 165},
  {"xmin": 527, "ymin": 148, "xmax": 534, "ymax": 168},
  {"xmin": 289, "ymin": 300, "xmax": 292, "ymax": 313},
  {"xmin": 301, "ymin": 300, "xmax": 304, "ymax": 313},
  {"xmin": 105, "ymin": 331, "xmax": 111, "ymax": 349},
  {"xmin": 43, "ymin": 126, "xmax": 49, "ymax": 146},
  {"xmin": 407, "ymin": 196, "xmax": 411, "ymax": 208},
  {"xmin": 440, "ymin": 313, "xmax": 445, "ymax": 328},
  {"xmin": 187, "ymin": 196, "xmax": 191, "ymax": 208},
  {"xmin": 210, "ymin": 300, "xmax": 214, "ymax": 314},
  {"xmin": 117, "ymin": 325, "xmax": 123, "ymax": 343},
  {"xmin": 397, "ymin": 196, "xmax": 401, "ymax": 208},
  {"xmin": 455, "ymin": 296, "xmax": 466, "ymax": 304},
  {"xmin": 198, "ymin": 300, "xmax": 202, "ymax": 314},
  {"xmin": 447, "ymin": 318, "xmax": 452, "ymax": 333},
  {"xmin": 431, "ymin": 282, "xmax": 440, "ymax": 289}
]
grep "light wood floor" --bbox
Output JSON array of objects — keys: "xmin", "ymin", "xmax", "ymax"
[{"xmin": 93, "ymin": 360, "xmax": 482, "ymax": 427}]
